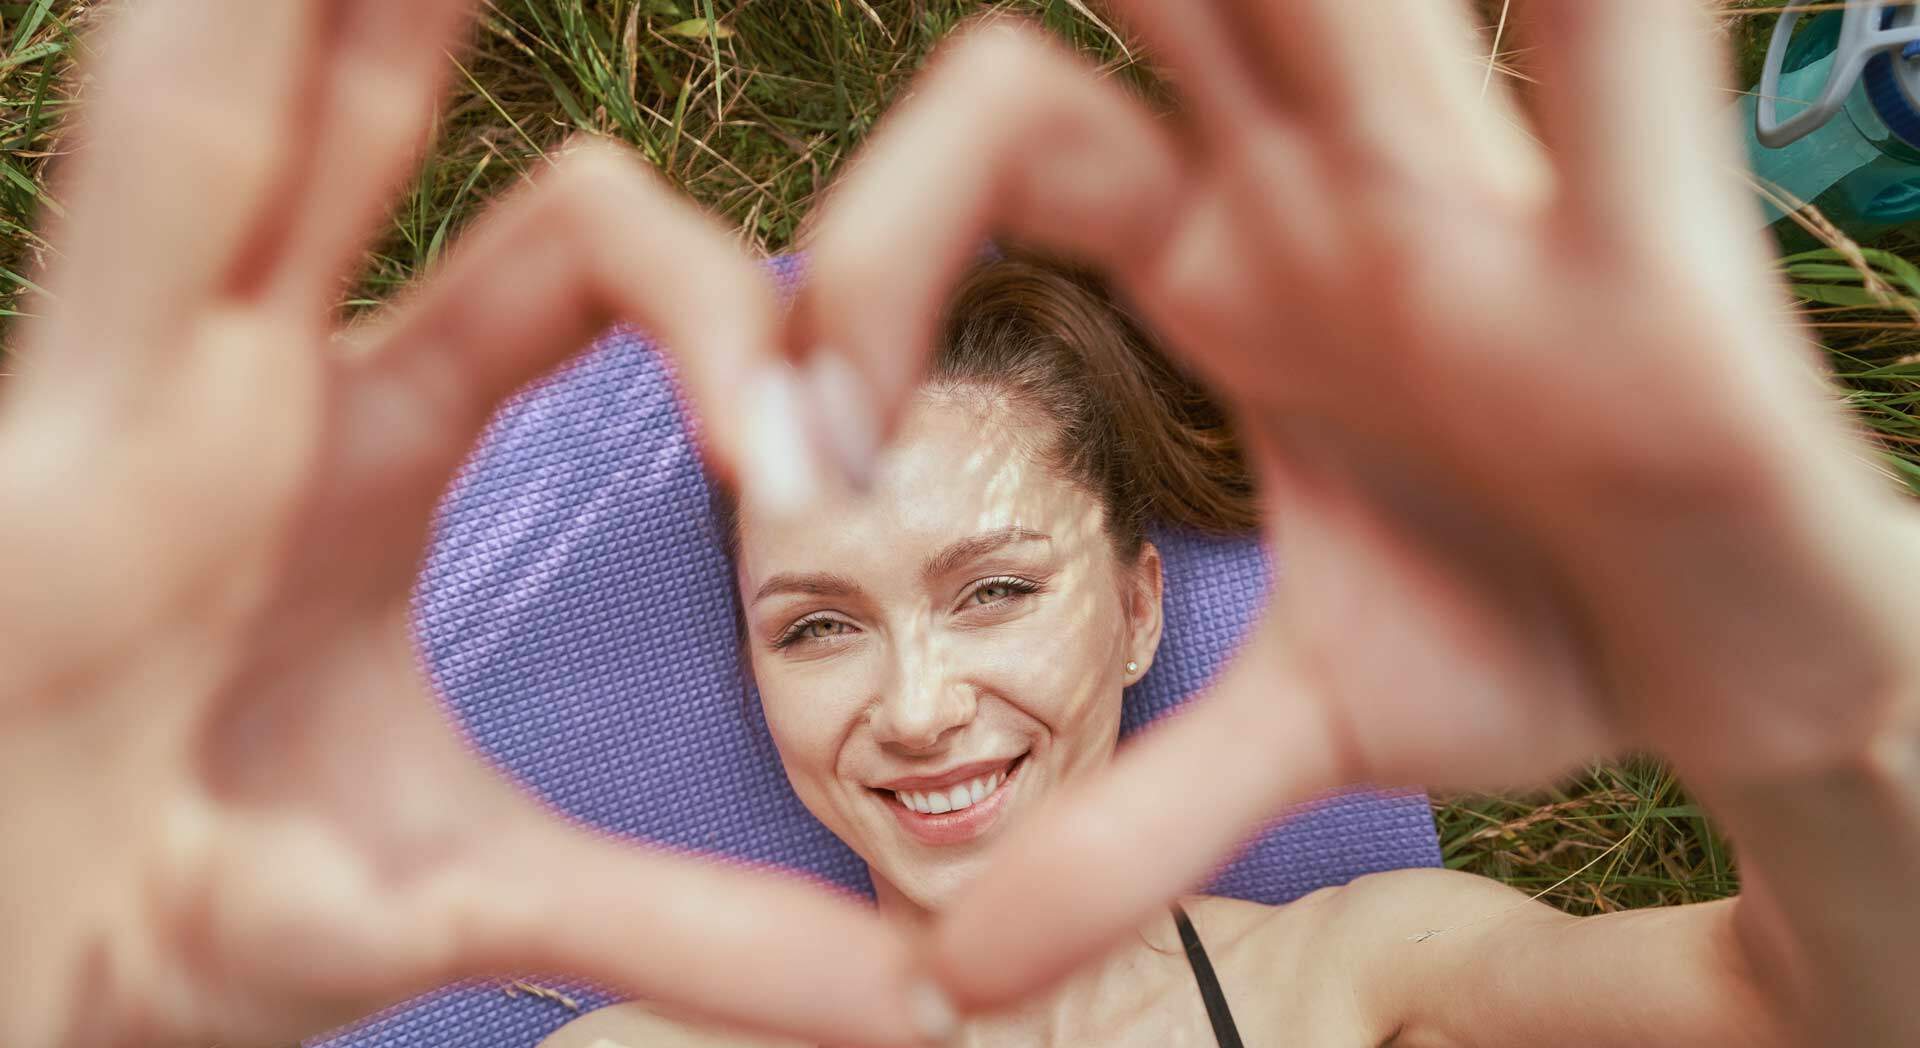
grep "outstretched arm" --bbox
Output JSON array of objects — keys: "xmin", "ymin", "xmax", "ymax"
[
  {"xmin": 1334, "ymin": 695, "xmax": 1920, "ymax": 1048},
  {"xmin": 1329, "ymin": 869, "xmax": 1772, "ymax": 1048},
  {"xmin": 1711, "ymin": 716, "xmax": 1920, "ymax": 1045}
]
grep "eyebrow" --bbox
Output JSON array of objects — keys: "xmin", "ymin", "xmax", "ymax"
[
  {"xmin": 919, "ymin": 525, "xmax": 1052, "ymax": 582},
  {"xmin": 750, "ymin": 526, "xmax": 1052, "ymax": 605},
  {"xmin": 751, "ymin": 570, "xmax": 863, "ymax": 605}
]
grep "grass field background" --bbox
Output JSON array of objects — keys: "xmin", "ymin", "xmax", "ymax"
[{"xmin": 2, "ymin": 1, "xmax": 1916, "ymax": 929}]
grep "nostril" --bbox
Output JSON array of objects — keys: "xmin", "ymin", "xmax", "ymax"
[{"xmin": 871, "ymin": 687, "xmax": 975, "ymax": 750}]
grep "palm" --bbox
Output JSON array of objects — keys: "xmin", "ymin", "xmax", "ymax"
[
  {"xmin": 1, "ymin": 4, "xmax": 931, "ymax": 1045},
  {"xmin": 1252, "ymin": 441, "xmax": 1614, "ymax": 791},
  {"xmin": 0, "ymin": 305, "xmax": 511, "ymax": 1041},
  {"xmin": 1087, "ymin": 7, "xmax": 1914, "ymax": 789},
  {"xmin": 1119, "ymin": 161, "xmax": 1760, "ymax": 789}
]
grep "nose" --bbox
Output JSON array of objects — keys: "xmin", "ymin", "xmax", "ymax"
[{"xmin": 869, "ymin": 638, "xmax": 976, "ymax": 753}]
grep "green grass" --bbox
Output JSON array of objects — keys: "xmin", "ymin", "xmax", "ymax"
[
  {"xmin": 349, "ymin": 0, "xmax": 1154, "ymax": 309},
  {"xmin": 2, "ymin": 1, "xmax": 1917, "ymax": 926},
  {"xmin": 0, "ymin": 0, "xmax": 80, "ymax": 325}
]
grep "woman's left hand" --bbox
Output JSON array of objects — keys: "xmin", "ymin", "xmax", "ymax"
[{"xmin": 777, "ymin": 0, "xmax": 1920, "ymax": 1030}]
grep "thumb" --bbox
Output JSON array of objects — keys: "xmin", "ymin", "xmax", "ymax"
[
  {"xmin": 928, "ymin": 614, "xmax": 1351, "ymax": 1010},
  {"xmin": 430, "ymin": 804, "xmax": 953, "ymax": 1048}
]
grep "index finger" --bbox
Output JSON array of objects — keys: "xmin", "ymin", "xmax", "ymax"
[
  {"xmin": 33, "ymin": 2, "xmax": 327, "ymax": 368},
  {"xmin": 787, "ymin": 20, "xmax": 1185, "ymax": 479},
  {"xmin": 1523, "ymin": 0, "xmax": 1751, "ymax": 244},
  {"xmin": 461, "ymin": 814, "xmax": 951, "ymax": 1048}
]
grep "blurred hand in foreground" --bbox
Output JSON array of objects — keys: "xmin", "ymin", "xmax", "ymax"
[
  {"xmin": 5, "ymin": 0, "xmax": 1919, "ymax": 1045},
  {"xmin": 781, "ymin": 0, "xmax": 1920, "ymax": 1039},
  {"xmin": 0, "ymin": 4, "xmax": 939, "ymax": 1046}
]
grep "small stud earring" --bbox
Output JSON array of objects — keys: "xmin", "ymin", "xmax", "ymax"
[{"xmin": 1125, "ymin": 660, "xmax": 1139, "ymax": 674}]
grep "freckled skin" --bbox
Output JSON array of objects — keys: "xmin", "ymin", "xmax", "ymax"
[{"xmin": 735, "ymin": 387, "xmax": 1159, "ymax": 914}]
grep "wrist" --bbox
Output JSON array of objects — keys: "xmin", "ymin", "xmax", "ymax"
[
  {"xmin": 1705, "ymin": 685, "xmax": 1920, "ymax": 1045},
  {"xmin": 0, "ymin": 742, "xmax": 176, "ymax": 1048},
  {"xmin": 1705, "ymin": 672, "xmax": 1920, "ymax": 869}
]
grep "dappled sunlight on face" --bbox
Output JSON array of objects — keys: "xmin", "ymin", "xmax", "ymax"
[{"xmin": 734, "ymin": 387, "xmax": 1151, "ymax": 913}]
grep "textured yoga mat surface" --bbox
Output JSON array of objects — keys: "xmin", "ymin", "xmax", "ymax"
[{"xmin": 314, "ymin": 256, "xmax": 1441, "ymax": 1048}]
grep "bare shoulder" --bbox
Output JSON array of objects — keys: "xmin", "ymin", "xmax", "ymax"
[
  {"xmin": 1195, "ymin": 867, "xmax": 1558, "ymax": 959},
  {"xmin": 1170, "ymin": 885, "xmax": 1440, "ymax": 1046},
  {"xmin": 1180, "ymin": 870, "xmax": 1572, "ymax": 1047},
  {"xmin": 1235, "ymin": 869, "xmax": 1776, "ymax": 1048},
  {"xmin": 535, "ymin": 1002, "xmax": 808, "ymax": 1048},
  {"xmin": 1304, "ymin": 866, "xmax": 1571, "ymax": 944}
]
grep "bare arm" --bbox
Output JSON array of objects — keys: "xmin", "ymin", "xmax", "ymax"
[
  {"xmin": 1326, "ymin": 867, "xmax": 1787, "ymax": 1048},
  {"xmin": 1338, "ymin": 659, "xmax": 1920, "ymax": 1048},
  {"xmin": 1705, "ymin": 727, "xmax": 1920, "ymax": 1046}
]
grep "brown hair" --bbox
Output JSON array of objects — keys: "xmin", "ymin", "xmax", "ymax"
[
  {"xmin": 927, "ymin": 252, "xmax": 1256, "ymax": 555},
  {"xmin": 712, "ymin": 252, "xmax": 1256, "ymax": 571}
]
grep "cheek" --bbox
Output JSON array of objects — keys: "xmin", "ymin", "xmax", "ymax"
[
  {"xmin": 982, "ymin": 602, "xmax": 1124, "ymax": 733},
  {"xmin": 753, "ymin": 655, "xmax": 871, "ymax": 776}
]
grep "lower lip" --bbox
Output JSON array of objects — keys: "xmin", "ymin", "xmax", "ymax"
[{"xmin": 881, "ymin": 757, "xmax": 1025, "ymax": 847}]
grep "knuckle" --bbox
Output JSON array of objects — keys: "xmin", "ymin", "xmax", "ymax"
[
  {"xmin": 944, "ymin": 14, "xmax": 1055, "ymax": 71},
  {"xmin": 935, "ymin": 18, "xmax": 1073, "ymax": 118},
  {"xmin": 541, "ymin": 139, "xmax": 654, "ymax": 226}
]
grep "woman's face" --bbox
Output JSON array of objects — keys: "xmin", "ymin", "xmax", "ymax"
[{"xmin": 734, "ymin": 388, "xmax": 1162, "ymax": 912}]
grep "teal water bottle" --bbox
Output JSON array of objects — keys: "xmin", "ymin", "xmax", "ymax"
[{"xmin": 1744, "ymin": 0, "xmax": 1920, "ymax": 244}]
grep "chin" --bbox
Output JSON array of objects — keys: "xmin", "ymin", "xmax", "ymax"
[
  {"xmin": 880, "ymin": 855, "xmax": 988, "ymax": 913},
  {"xmin": 864, "ymin": 753, "xmax": 1038, "ymax": 911}
]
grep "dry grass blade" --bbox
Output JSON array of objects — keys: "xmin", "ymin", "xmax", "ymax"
[{"xmin": 1061, "ymin": 0, "xmax": 1131, "ymax": 61}]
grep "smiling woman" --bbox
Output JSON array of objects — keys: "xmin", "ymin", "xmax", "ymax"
[
  {"xmin": 727, "ymin": 256, "xmax": 1256, "ymax": 917},
  {"xmin": 535, "ymin": 254, "xmax": 1789, "ymax": 1048},
  {"xmin": 10, "ymin": 0, "xmax": 1920, "ymax": 1044},
  {"xmin": 536, "ymin": 256, "xmax": 1291, "ymax": 1045}
]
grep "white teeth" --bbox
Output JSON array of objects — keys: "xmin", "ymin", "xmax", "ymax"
[{"xmin": 892, "ymin": 765, "xmax": 1014, "ymax": 817}]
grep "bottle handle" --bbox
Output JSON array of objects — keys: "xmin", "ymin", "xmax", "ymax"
[{"xmin": 1756, "ymin": 0, "xmax": 1920, "ymax": 149}]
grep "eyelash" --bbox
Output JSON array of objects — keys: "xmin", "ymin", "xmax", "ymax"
[
  {"xmin": 770, "ymin": 576, "xmax": 1043, "ymax": 651},
  {"xmin": 966, "ymin": 575, "xmax": 1042, "ymax": 606}
]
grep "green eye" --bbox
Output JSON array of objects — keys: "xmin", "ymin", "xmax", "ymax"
[
  {"xmin": 774, "ymin": 615, "xmax": 854, "ymax": 650},
  {"xmin": 968, "ymin": 576, "xmax": 1041, "ymax": 607}
]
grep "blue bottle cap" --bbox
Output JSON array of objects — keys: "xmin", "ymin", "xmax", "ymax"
[
  {"xmin": 1866, "ymin": 5, "xmax": 1920, "ymax": 149},
  {"xmin": 1757, "ymin": 1, "xmax": 1920, "ymax": 149}
]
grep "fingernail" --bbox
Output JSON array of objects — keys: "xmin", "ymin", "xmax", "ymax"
[
  {"xmin": 799, "ymin": 347, "xmax": 881, "ymax": 492},
  {"xmin": 742, "ymin": 363, "xmax": 824, "ymax": 518},
  {"xmin": 908, "ymin": 979, "xmax": 958, "ymax": 1045}
]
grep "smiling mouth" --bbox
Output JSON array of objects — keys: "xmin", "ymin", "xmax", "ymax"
[{"xmin": 880, "ymin": 755, "xmax": 1026, "ymax": 816}]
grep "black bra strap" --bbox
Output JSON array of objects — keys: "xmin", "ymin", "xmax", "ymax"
[{"xmin": 1172, "ymin": 903, "xmax": 1245, "ymax": 1048}]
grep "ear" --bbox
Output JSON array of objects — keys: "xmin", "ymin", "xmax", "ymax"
[{"xmin": 1123, "ymin": 539, "xmax": 1166, "ymax": 682}]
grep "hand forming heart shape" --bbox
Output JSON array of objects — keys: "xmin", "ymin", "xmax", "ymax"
[{"xmin": 1, "ymin": 3, "xmax": 1917, "ymax": 1047}]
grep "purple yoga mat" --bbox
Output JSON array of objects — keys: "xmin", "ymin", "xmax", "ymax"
[{"xmin": 313, "ymin": 255, "xmax": 1440, "ymax": 1047}]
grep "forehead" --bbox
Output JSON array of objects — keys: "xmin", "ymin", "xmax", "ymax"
[{"xmin": 735, "ymin": 389, "xmax": 1108, "ymax": 582}]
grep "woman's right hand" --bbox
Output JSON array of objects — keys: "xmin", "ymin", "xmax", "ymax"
[
  {"xmin": 0, "ymin": 4, "xmax": 941, "ymax": 1046},
  {"xmin": 782, "ymin": 0, "xmax": 1920, "ymax": 1026}
]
